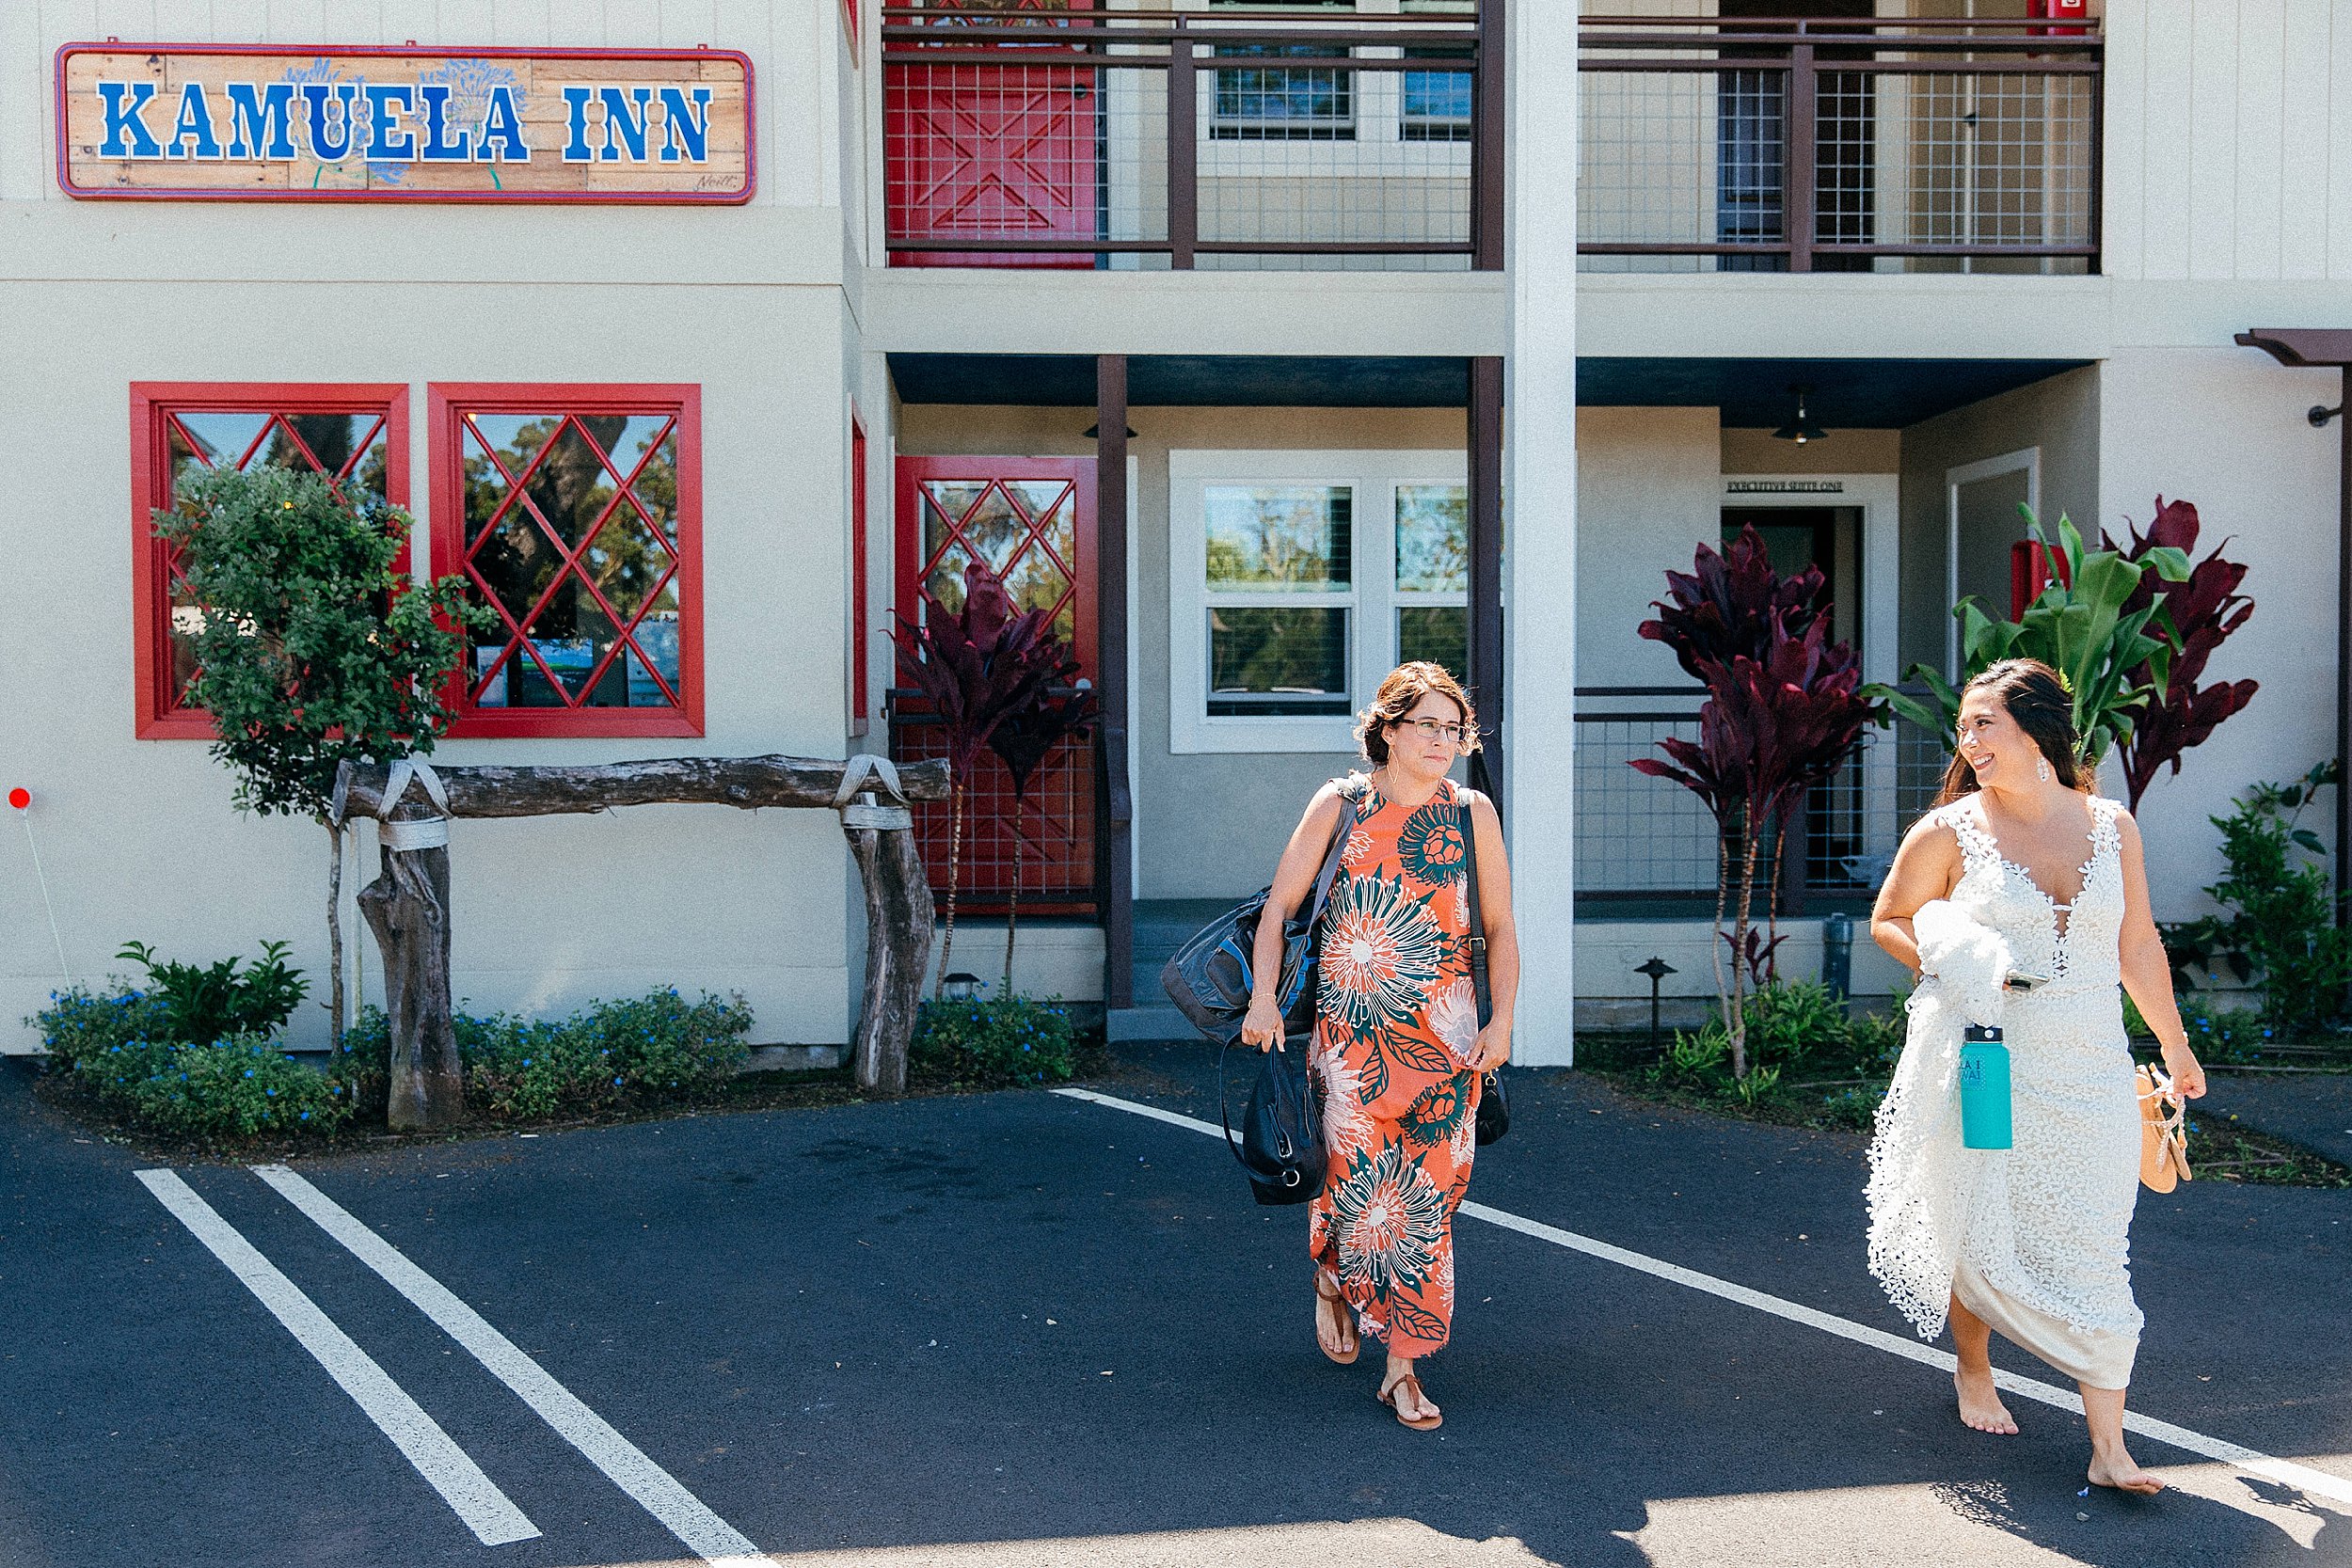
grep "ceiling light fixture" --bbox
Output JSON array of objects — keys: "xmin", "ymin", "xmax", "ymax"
[{"xmin": 1772, "ymin": 384, "xmax": 1829, "ymax": 446}]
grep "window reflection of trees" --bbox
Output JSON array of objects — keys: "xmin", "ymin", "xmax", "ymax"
[{"xmin": 462, "ymin": 414, "xmax": 679, "ymax": 708}]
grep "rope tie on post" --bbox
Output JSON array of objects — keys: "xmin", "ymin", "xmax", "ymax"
[
  {"xmin": 376, "ymin": 758, "xmax": 452, "ymax": 852},
  {"xmin": 834, "ymin": 753, "xmax": 914, "ymax": 831}
]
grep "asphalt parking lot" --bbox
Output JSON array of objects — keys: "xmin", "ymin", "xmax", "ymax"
[{"xmin": 1, "ymin": 1047, "xmax": 2345, "ymax": 1568}]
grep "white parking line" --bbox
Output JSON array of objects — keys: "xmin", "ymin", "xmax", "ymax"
[
  {"xmin": 252, "ymin": 1164, "xmax": 773, "ymax": 1568},
  {"xmin": 134, "ymin": 1169, "xmax": 540, "ymax": 1547},
  {"xmin": 1052, "ymin": 1085, "xmax": 2352, "ymax": 1508}
]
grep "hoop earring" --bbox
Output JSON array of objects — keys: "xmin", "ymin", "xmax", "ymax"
[{"xmin": 2036, "ymin": 753, "xmax": 2051, "ymax": 783}]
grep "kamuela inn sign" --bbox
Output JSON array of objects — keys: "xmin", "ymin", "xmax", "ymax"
[{"xmin": 55, "ymin": 44, "xmax": 754, "ymax": 202}]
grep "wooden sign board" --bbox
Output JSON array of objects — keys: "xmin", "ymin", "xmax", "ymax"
[{"xmin": 56, "ymin": 44, "xmax": 754, "ymax": 202}]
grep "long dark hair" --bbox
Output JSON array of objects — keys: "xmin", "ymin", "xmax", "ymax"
[{"xmin": 1932, "ymin": 657, "xmax": 2085, "ymax": 806}]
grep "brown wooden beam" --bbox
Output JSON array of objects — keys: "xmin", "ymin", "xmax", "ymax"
[
  {"xmin": 1467, "ymin": 354, "xmax": 1505, "ymax": 806},
  {"xmin": 1097, "ymin": 355, "xmax": 1136, "ymax": 1008},
  {"xmin": 1167, "ymin": 30, "xmax": 1198, "ymax": 271},
  {"xmin": 1472, "ymin": 0, "xmax": 1505, "ymax": 273},
  {"xmin": 335, "ymin": 754, "xmax": 949, "ymax": 820}
]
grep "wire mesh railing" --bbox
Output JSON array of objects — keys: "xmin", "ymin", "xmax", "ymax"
[
  {"xmin": 1574, "ymin": 685, "xmax": 1951, "ymax": 906},
  {"xmin": 1579, "ymin": 14, "xmax": 2101, "ymax": 274},
  {"xmin": 882, "ymin": 3, "xmax": 1498, "ymax": 270}
]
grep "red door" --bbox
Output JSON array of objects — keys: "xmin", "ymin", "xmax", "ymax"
[
  {"xmin": 886, "ymin": 0, "xmax": 1100, "ymax": 268},
  {"xmin": 893, "ymin": 457, "xmax": 1101, "ymax": 911}
]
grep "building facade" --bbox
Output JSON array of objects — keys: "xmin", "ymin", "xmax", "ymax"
[{"xmin": 4, "ymin": 2, "xmax": 2348, "ymax": 1066}]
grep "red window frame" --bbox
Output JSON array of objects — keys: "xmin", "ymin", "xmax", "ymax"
[
  {"xmin": 429, "ymin": 383, "xmax": 706, "ymax": 739},
  {"xmin": 129, "ymin": 383, "xmax": 410, "ymax": 740},
  {"xmin": 850, "ymin": 407, "xmax": 871, "ymax": 732}
]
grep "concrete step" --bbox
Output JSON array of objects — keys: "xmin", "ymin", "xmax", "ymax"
[{"xmin": 1105, "ymin": 1004, "xmax": 1205, "ymax": 1044}]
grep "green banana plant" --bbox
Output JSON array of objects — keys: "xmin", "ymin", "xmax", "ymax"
[{"xmin": 1872, "ymin": 510, "xmax": 2192, "ymax": 766}]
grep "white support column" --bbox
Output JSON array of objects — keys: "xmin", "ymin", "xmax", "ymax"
[{"xmin": 1502, "ymin": 0, "xmax": 1579, "ymax": 1067}]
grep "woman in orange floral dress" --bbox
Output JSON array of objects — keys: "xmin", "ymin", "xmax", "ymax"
[{"xmin": 1242, "ymin": 662, "xmax": 1519, "ymax": 1432}]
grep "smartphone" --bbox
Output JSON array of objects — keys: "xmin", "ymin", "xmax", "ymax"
[{"xmin": 2006, "ymin": 970, "xmax": 2049, "ymax": 992}]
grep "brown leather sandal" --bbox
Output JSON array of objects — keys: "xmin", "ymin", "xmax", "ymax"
[
  {"xmin": 1377, "ymin": 1369, "xmax": 1443, "ymax": 1431},
  {"xmin": 1313, "ymin": 1271, "xmax": 1360, "ymax": 1366}
]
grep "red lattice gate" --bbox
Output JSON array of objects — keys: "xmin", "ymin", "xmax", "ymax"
[
  {"xmin": 885, "ymin": 0, "xmax": 1101, "ymax": 268},
  {"xmin": 892, "ymin": 456, "xmax": 1100, "ymax": 913}
]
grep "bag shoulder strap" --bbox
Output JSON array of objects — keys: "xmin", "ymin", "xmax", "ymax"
[
  {"xmin": 1457, "ymin": 785, "xmax": 1493, "ymax": 1021},
  {"xmin": 1302, "ymin": 784, "xmax": 1362, "ymax": 929}
]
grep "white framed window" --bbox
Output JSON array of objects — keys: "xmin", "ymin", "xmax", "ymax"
[{"xmin": 1169, "ymin": 449, "xmax": 1469, "ymax": 754}]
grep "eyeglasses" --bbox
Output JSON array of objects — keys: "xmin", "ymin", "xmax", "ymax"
[{"xmin": 1394, "ymin": 718, "xmax": 1471, "ymax": 746}]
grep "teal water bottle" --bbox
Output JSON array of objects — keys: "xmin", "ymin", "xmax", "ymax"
[{"xmin": 1958, "ymin": 1025, "xmax": 2012, "ymax": 1150}]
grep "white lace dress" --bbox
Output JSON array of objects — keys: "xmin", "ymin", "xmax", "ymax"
[{"xmin": 1866, "ymin": 794, "xmax": 2144, "ymax": 1389}]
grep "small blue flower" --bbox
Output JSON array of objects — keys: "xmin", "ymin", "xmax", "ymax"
[
  {"xmin": 613, "ymin": 1076, "xmax": 624, "ymax": 1085},
  {"xmin": 244, "ymin": 1069, "xmax": 254, "ymax": 1078},
  {"xmin": 300, "ymin": 1111, "xmax": 310, "ymax": 1121}
]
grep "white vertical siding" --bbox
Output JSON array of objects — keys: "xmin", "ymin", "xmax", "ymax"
[
  {"xmin": 2233, "ymin": 0, "xmax": 2284, "ymax": 277},
  {"xmin": 2279, "ymin": 0, "xmax": 2331, "ymax": 279},
  {"xmin": 2108, "ymin": 0, "xmax": 2350, "ymax": 279}
]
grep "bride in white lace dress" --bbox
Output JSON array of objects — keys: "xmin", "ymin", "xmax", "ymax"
[{"xmin": 1867, "ymin": 658, "xmax": 2207, "ymax": 1496}]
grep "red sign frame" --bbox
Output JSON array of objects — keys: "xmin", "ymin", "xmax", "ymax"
[{"xmin": 55, "ymin": 42, "xmax": 755, "ymax": 204}]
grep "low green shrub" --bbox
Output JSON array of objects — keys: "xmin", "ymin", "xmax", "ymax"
[
  {"xmin": 912, "ymin": 994, "xmax": 1079, "ymax": 1088},
  {"xmin": 33, "ymin": 977, "xmax": 751, "ymax": 1142},
  {"xmin": 31, "ymin": 985, "xmax": 352, "ymax": 1140},
  {"xmin": 116, "ymin": 939, "xmax": 309, "ymax": 1045},
  {"xmin": 1646, "ymin": 980, "xmax": 1906, "ymax": 1121},
  {"xmin": 345, "ymin": 989, "xmax": 755, "ymax": 1123},
  {"xmin": 2124, "ymin": 990, "xmax": 2274, "ymax": 1065}
]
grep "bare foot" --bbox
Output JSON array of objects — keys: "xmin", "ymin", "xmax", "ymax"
[
  {"xmin": 1954, "ymin": 1367, "xmax": 2019, "ymax": 1434},
  {"xmin": 2088, "ymin": 1453, "xmax": 2165, "ymax": 1496}
]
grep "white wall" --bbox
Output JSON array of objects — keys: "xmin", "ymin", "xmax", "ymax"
[
  {"xmin": 1575, "ymin": 406, "xmax": 1722, "ymax": 687},
  {"xmin": 0, "ymin": 278, "xmax": 859, "ymax": 1052},
  {"xmin": 2102, "ymin": 0, "xmax": 2352, "ymax": 285},
  {"xmin": 2097, "ymin": 346, "xmax": 2343, "ymax": 922},
  {"xmin": 1898, "ymin": 367, "xmax": 2102, "ymax": 679}
]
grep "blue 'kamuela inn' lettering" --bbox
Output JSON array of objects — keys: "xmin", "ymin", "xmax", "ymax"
[{"xmin": 93, "ymin": 78, "xmax": 715, "ymax": 165}]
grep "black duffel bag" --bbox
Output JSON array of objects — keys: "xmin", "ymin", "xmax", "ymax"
[
  {"xmin": 1219, "ymin": 1040, "xmax": 1324, "ymax": 1205},
  {"xmin": 1157, "ymin": 790, "xmax": 1358, "ymax": 1048}
]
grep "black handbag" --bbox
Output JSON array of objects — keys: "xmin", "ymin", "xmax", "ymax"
[
  {"xmin": 1159, "ymin": 790, "xmax": 1359, "ymax": 1048},
  {"xmin": 1461, "ymin": 796, "xmax": 1510, "ymax": 1148},
  {"xmin": 1219, "ymin": 1040, "xmax": 1325, "ymax": 1205}
]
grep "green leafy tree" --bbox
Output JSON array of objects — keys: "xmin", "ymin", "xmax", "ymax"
[
  {"xmin": 154, "ymin": 465, "xmax": 484, "ymax": 1057},
  {"xmin": 1877, "ymin": 510, "xmax": 2192, "ymax": 767}
]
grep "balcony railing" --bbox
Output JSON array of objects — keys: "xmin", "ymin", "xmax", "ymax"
[
  {"xmin": 882, "ymin": 3, "xmax": 1500, "ymax": 271},
  {"xmin": 1575, "ymin": 686, "xmax": 1950, "ymax": 909},
  {"xmin": 1580, "ymin": 15, "xmax": 2102, "ymax": 274}
]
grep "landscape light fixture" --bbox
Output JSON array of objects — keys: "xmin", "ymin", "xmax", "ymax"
[
  {"xmin": 941, "ymin": 972, "xmax": 981, "ymax": 1004},
  {"xmin": 1772, "ymin": 384, "xmax": 1829, "ymax": 445}
]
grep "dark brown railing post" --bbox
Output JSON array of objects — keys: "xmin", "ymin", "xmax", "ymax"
[
  {"xmin": 1095, "ymin": 355, "xmax": 1135, "ymax": 1007},
  {"xmin": 1167, "ymin": 21, "xmax": 1198, "ymax": 270},
  {"xmin": 1471, "ymin": 0, "xmax": 1505, "ymax": 272},
  {"xmin": 1785, "ymin": 41, "xmax": 1817, "ymax": 272},
  {"xmin": 1467, "ymin": 355, "xmax": 1506, "ymax": 802}
]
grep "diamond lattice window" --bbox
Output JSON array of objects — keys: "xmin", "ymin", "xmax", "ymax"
[
  {"xmin": 431, "ymin": 385, "xmax": 703, "ymax": 737},
  {"xmin": 130, "ymin": 384, "xmax": 408, "ymax": 738}
]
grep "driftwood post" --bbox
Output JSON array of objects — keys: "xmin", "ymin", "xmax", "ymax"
[
  {"xmin": 334, "ymin": 753, "xmax": 945, "ymax": 1121},
  {"xmin": 341, "ymin": 761, "xmax": 463, "ymax": 1130}
]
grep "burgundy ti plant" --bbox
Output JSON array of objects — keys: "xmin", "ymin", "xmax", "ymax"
[
  {"xmin": 2106, "ymin": 498, "xmax": 2260, "ymax": 811},
  {"xmin": 891, "ymin": 561, "xmax": 1067, "ymax": 997},
  {"xmin": 1633, "ymin": 527, "xmax": 1884, "ymax": 1077}
]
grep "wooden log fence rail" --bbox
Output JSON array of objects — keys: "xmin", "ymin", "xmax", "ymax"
[{"xmin": 332, "ymin": 753, "xmax": 948, "ymax": 1128}]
